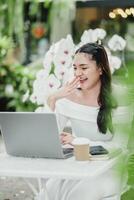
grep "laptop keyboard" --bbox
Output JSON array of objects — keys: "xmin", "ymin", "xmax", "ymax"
[{"xmin": 63, "ymin": 148, "xmax": 74, "ymax": 155}]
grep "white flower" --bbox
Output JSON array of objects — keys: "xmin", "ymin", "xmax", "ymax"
[
  {"xmin": 30, "ymin": 93, "xmax": 37, "ymax": 103},
  {"xmin": 5, "ymin": 84, "xmax": 14, "ymax": 95},
  {"xmin": 43, "ymin": 52, "xmax": 53, "ymax": 71},
  {"xmin": 63, "ymin": 34, "xmax": 75, "ymax": 56},
  {"xmin": 55, "ymin": 65, "xmax": 68, "ymax": 80},
  {"xmin": 108, "ymin": 55, "xmax": 121, "ymax": 74},
  {"xmin": 43, "ymin": 45, "xmax": 55, "ymax": 71},
  {"xmin": 36, "ymin": 69, "xmax": 49, "ymax": 80},
  {"xmin": 30, "ymin": 91, "xmax": 47, "ymax": 105},
  {"xmin": 33, "ymin": 79, "xmax": 47, "ymax": 94},
  {"xmin": 108, "ymin": 34, "xmax": 126, "ymax": 51},
  {"xmin": 54, "ymin": 35, "xmax": 75, "ymax": 56},
  {"xmin": 35, "ymin": 106, "xmax": 46, "ymax": 113},
  {"xmin": 32, "ymin": 79, "xmax": 48, "ymax": 105},
  {"xmin": 35, "ymin": 105, "xmax": 52, "ymax": 113},
  {"xmin": 80, "ymin": 28, "xmax": 106, "ymax": 46},
  {"xmin": 43, "ymin": 35, "xmax": 74, "ymax": 78},
  {"xmin": 81, "ymin": 29, "xmax": 97, "ymax": 44},
  {"xmin": 105, "ymin": 46, "xmax": 122, "ymax": 73},
  {"xmin": 53, "ymin": 35, "xmax": 74, "ymax": 69},
  {"xmin": 32, "ymin": 74, "xmax": 61, "ymax": 105},
  {"xmin": 36, "ymin": 93, "xmax": 47, "ymax": 105},
  {"xmin": 94, "ymin": 28, "xmax": 106, "ymax": 40},
  {"xmin": 46, "ymin": 74, "xmax": 61, "ymax": 93},
  {"xmin": 22, "ymin": 90, "xmax": 29, "ymax": 102},
  {"xmin": 53, "ymin": 53, "xmax": 73, "ymax": 69},
  {"xmin": 63, "ymin": 67, "xmax": 74, "ymax": 84}
]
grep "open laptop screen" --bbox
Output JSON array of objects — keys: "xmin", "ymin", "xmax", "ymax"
[{"xmin": 0, "ymin": 112, "xmax": 70, "ymax": 159}]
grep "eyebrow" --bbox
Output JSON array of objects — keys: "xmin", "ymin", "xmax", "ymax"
[{"xmin": 73, "ymin": 63, "xmax": 89, "ymax": 67}]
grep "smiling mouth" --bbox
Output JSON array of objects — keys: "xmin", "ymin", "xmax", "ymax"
[{"xmin": 80, "ymin": 78, "xmax": 88, "ymax": 83}]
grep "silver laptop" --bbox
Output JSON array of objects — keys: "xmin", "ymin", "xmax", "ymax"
[{"xmin": 0, "ymin": 112, "xmax": 73, "ymax": 159}]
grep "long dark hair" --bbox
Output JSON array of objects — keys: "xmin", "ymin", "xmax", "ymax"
[{"xmin": 75, "ymin": 43, "xmax": 117, "ymax": 134}]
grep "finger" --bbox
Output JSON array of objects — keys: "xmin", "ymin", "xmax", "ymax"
[
  {"xmin": 67, "ymin": 84, "xmax": 80, "ymax": 93},
  {"xmin": 60, "ymin": 136, "xmax": 64, "ymax": 142},
  {"xmin": 62, "ymin": 139, "xmax": 67, "ymax": 144},
  {"xmin": 60, "ymin": 133, "xmax": 65, "ymax": 136},
  {"xmin": 69, "ymin": 81, "xmax": 80, "ymax": 90},
  {"xmin": 70, "ymin": 81, "xmax": 80, "ymax": 89},
  {"xmin": 67, "ymin": 80, "xmax": 80, "ymax": 90},
  {"xmin": 65, "ymin": 78, "xmax": 79, "ymax": 90},
  {"xmin": 63, "ymin": 140, "xmax": 69, "ymax": 145},
  {"xmin": 69, "ymin": 77, "xmax": 77, "ymax": 84},
  {"xmin": 61, "ymin": 132, "xmax": 69, "ymax": 136},
  {"xmin": 69, "ymin": 77, "xmax": 80, "ymax": 85}
]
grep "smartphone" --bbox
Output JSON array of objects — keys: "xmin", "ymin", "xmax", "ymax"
[
  {"xmin": 63, "ymin": 145, "xmax": 108, "ymax": 156},
  {"xmin": 90, "ymin": 145, "xmax": 109, "ymax": 155}
]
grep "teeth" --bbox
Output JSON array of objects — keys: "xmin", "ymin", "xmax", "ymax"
[{"xmin": 80, "ymin": 78, "xmax": 87, "ymax": 81}]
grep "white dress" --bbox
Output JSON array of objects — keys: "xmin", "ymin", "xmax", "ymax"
[{"xmin": 46, "ymin": 98, "xmax": 132, "ymax": 200}]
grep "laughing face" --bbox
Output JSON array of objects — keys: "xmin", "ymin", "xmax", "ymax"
[{"xmin": 73, "ymin": 53, "xmax": 102, "ymax": 91}]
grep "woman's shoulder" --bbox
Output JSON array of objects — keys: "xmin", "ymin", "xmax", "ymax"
[
  {"xmin": 55, "ymin": 97, "xmax": 99, "ymax": 122},
  {"xmin": 56, "ymin": 91, "xmax": 77, "ymax": 107},
  {"xmin": 56, "ymin": 95, "xmax": 99, "ymax": 118}
]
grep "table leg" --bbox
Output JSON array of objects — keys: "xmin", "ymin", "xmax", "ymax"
[
  {"xmin": 23, "ymin": 178, "xmax": 49, "ymax": 200},
  {"xmin": 23, "ymin": 178, "xmax": 38, "ymax": 196},
  {"xmin": 35, "ymin": 178, "xmax": 49, "ymax": 200}
]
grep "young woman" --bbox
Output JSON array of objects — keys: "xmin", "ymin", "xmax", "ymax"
[
  {"xmin": 48, "ymin": 43, "xmax": 117, "ymax": 143},
  {"xmin": 46, "ymin": 43, "xmax": 131, "ymax": 200}
]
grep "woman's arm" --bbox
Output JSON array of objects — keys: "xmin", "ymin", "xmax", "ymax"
[
  {"xmin": 47, "ymin": 77, "xmax": 80, "ymax": 111},
  {"xmin": 47, "ymin": 94, "xmax": 58, "ymax": 111}
]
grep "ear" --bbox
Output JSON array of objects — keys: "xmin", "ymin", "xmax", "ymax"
[{"xmin": 98, "ymin": 67, "xmax": 102, "ymax": 75}]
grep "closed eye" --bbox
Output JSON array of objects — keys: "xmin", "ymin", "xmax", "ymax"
[
  {"xmin": 74, "ymin": 67, "xmax": 87, "ymax": 70},
  {"xmin": 82, "ymin": 68, "xmax": 87, "ymax": 70}
]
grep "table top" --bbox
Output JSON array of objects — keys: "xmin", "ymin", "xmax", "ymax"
[{"xmin": 0, "ymin": 152, "xmax": 120, "ymax": 180}]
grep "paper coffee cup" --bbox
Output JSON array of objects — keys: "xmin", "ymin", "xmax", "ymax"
[{"xmin": 72, "ymin": 137, "xmax": 90, "ymax": 161}]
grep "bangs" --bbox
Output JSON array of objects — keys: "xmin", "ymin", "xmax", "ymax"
[{"xmin": 75, "ymin": 45, "xmax": 101, "ymax": 65}]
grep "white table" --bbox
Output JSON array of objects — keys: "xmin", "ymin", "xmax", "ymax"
[{"xmin": 0, "ymin": 152, "xmax": 121, "ymax": 200}]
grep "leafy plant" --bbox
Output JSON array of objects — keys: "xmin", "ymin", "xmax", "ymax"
[
  {"xmin": 0, "ymin": 36, "xmax": 13, "ymax": 63},
  {"xmin": 0, "ymin": 64, "xmax": 37, "ymax": 111}
]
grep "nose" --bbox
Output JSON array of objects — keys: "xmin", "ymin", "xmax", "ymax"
[{"xmin": 75, "ymin": 69, "xmax": 83, "ymax": 77}]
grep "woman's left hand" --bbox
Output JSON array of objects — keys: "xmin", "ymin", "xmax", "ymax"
[{"xmin": 60, "ymin": 132, "xmax": 74, "ymax": 145}]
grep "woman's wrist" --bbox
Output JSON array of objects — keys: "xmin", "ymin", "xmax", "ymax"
[
  {"xmin": 47, "ymin": 95, "xmax": 56, "ymax": 111},
  {"xmin": 47, "ymin": 89, "xmax": 65, "ymax": 111},
  {"xmin": 53, "ymin": 90, "xmax": 64, "ymax": 100}
]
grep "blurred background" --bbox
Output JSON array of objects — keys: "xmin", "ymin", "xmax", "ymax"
[{"xmin": 0, "ymin": 1, "xmax": 134, "ymax": 199}]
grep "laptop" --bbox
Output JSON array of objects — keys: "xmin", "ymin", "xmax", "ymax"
[{"xmin": 0, "ymin": 112, "xmax": 73, "ymax": 159}]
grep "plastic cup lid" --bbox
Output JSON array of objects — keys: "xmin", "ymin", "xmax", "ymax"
[{"xmin": 72, "ymin": 137, "xmax": 90, "ymax": 145}]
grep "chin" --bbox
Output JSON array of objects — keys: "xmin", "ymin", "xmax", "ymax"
[
  {"xmin": 80, "ymin": 84, "xmax": 92, "ymax": 91},
  {"xmin": 80, "ymin": 85, "xmax": 88, "ymax": 90}
]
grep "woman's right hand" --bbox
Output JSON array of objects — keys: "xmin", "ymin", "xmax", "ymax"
[
  {"xmin": 53, "ymin": 76, "xmax": 80, "ymax": 100},
  {"xmin": 47, "ymin": 77, "xmax": 80, "ymax": 111}
]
